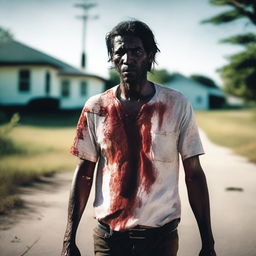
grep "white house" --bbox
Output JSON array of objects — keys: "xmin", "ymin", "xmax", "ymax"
[
  {"xmin": 0, "ymin": 40, "xmax": 106, "ymax": 109},
  {"xmin": 163, "ymin": 74, "xmax": 225, "ymax": 110}
]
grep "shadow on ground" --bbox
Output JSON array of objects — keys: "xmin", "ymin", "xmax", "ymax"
[{"xmin": 0, "ymin": 172, "xmax": 72, "ymax": 230}]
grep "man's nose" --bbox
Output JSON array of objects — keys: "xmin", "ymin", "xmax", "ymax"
[{"xmin": 122, "ymin": 52, "xmax": 133, "ymax": 64}]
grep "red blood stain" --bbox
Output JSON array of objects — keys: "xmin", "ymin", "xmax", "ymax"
[
  {"xmin": 157, "ymin": 103, "xmax": 167, "ymax": 130},
  {"xmin": 70, "ymin": 107, "xmax": 89, "ymax": 156},
  {"xmin": 101, "ymin": 97, "xmax": 167, "ymax": 230},
  {"xmin": 71, "ymin": 88, "xmax": 167, "ymax": 230}
]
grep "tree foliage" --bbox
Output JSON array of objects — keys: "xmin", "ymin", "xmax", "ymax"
[
  {"xmin": 202, "ymin": 0, "xmax": 256, "ymax": 25},
  {"xmin": 190, "ymin": 74, "xmax": 218, "ymax": 88},
  {"xmin": 147, "ymin": 69, "xmax": 174, "ymax": 84},
  {"xmin": 220, "ymin": 33, "xmax": 256, "ymax": 45},
  {"xmin": 0, "ymin": 27, "xmax": 13, "ymax": 43},
  {"xmin": 219, "ymin": 44, "xmax": 256, "ymax": 99},
  {"xmin": 203, "ymin": 0, "xmax": 256, "ymax": 101},
  {"xmin": 202, "ymin": 9, "xmax": 244, "ymax": 24},
  {"xmin": 106, "ymin": 68, "xmax": 175, "ymax": 90},
  {"xmin": 105, "ymin": 69, "xmax": 120, "ymax": 90}
]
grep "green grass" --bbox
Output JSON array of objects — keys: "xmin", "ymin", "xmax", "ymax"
[
  {"xmin": 0, "ymin": 110, "xmax": 80, "ymax": 214},
  {"xmin": 196, "ymin": 108, "xmax": 256, "ymax": 163}
]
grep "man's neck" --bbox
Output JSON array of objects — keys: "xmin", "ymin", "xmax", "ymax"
[{"xmin": 118, "ymin": 80, "xmax": 154, "ymax": 102}]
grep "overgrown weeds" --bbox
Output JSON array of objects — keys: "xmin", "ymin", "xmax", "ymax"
[
  {"xmin": 0, "ymin": 113, "xmax": 23, "ymax": 155},
  {"xmin": 0, "ymin": 112, "xmax": 76, "ymax": 214},
  {"xmin": 196, "ymin": 108, "xmax": 256, "ymax": 163}
]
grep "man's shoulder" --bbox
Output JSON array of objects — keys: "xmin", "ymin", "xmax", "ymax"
[{"xmin": 83, "ymin": 86, "xmax": 117, "ymax": 114}]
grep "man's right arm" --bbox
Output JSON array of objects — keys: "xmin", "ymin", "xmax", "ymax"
[{"xmin": 61, "ymin": 159, "xmax": 96, "ymax": 256}]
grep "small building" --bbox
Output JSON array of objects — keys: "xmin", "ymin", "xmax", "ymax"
[
  {"xmin": 163, "ymin": 74, "xmax": 225, "ymax": 110},
  {"xmin": 0, "ymin": 40, "xmax": 106, "ymax": 110}
]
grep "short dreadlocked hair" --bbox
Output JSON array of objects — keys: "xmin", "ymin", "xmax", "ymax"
[{"xmin": 105, "ymin": 20, "xmax": 160, "ymax": 71}]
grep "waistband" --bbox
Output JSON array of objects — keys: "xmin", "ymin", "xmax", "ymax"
[{"xmin": 98, "ymin": 218, "xmax": 180, "ymax": 238}]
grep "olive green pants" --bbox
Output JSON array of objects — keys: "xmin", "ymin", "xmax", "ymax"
[{"xmin": 93, "ymin": 219, "xmax": 180, "ymax": 256}]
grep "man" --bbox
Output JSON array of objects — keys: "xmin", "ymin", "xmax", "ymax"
[{"xmin": 61, "ymin": 20, "xmax": 216, "ymax": 256}]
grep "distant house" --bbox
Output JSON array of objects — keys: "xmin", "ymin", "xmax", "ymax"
[
  {"xmin": 163, "ymin": 74, "xmax": 225, "ymax": 110},
  {"xmin": 0, "ymin": 40, "xmax": 106, "ymax": 110}
]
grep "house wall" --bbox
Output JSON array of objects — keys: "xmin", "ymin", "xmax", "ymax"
[
  {"xmin": 58, "ymin": 75, "xmax": 105, "ymax": 109},
  {"xmin": 0, "ymin": 66, "xmax": 59, "ymax": 105},
  {"xmin": 0, "ymin": 66, "xmax": 105, "ymax": 109},
  {"xmin": 164, "ymin": 75, "xmax": 209, "ymax": 110}
]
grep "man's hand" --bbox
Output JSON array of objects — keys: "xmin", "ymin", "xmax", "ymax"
[
  {"xmin": 199, "ymin": 247, "xmax": 217, "ymax": 256},
  {"xmin": 61, "ymin": 241, "xmax": 81, "ymax": 256}
]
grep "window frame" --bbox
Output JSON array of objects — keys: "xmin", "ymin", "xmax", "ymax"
[
  {"xmin": 61, "ymin": 80, "xmax": 70, "ymax": 98},
  {"xmin": 80, "ymin": 81, "xmax": 88, "ymax": 96},
  {"xmin": 18, "ymin": 69, "xmax": 31, "ymax": 92}
]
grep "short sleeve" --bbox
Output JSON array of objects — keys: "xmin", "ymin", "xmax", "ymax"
[
  {"xmin": 70, "ymin": 106, "xmax": 99, "ymax": 162},
  {"xmin": 178, "ymin": 100, "xmax": 205, "ymax": 160}
]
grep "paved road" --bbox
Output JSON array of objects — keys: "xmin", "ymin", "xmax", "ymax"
[{"xmin": 0, "ymin": 130, "xmax": 256, "ymax": 256}]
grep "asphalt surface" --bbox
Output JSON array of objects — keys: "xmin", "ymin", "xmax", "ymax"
[{"xmin": 0, "ymin": 130, "xmax": 256, "ymax": 256}]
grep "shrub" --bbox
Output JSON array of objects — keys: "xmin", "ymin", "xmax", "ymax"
[
  {"xmin": 27, "ymin": 97, "xmax": 59, "ymax": 111},
  {"xmin": 0, "ymin": 113, "xmax": 21, "ymax": 155}
]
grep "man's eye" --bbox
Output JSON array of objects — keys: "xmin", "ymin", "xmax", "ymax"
[
  {"xmin": 114, "ymin": 50, "xmax": 124, "ymax": 57},
  {"xmin": 135, "ymin": 49, "xmax": 143, "ymax": 56}
]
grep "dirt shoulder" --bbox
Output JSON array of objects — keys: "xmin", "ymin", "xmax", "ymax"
[{"xmin": 0, "ymin": 171, "xmax": 96, "ymax": 256}]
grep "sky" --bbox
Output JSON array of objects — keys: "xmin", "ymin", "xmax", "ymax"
[{"xmin": 0, "ymin": 0, "xmax": 254, "ymax": 85}]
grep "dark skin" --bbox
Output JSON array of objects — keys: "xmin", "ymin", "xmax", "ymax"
[
  {"xmin": 61, "ymin": 159, "xmax": 96, "ymax": 256},
  {"xmin": 112, "ymin": 35, "xmax": 156, "ymax": 115},
  {"xmin": 61, "ymin": 35, "xmax": 216, "ymax": 256},
  {"xmin": 183, "ymin": 156, "xmax": 216, "ymax": 256}
]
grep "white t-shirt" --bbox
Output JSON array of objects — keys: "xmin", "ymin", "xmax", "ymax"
[{"xmin": 71, "ymin": 83, "xmax": 204, "ymax": 231}]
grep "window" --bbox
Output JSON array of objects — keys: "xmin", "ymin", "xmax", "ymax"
[
  {"xmin": 19, "ymin": 70, "xmax": 30, "ymax": 92},
  {"xmin": 61, "ymin": 80, "xmax": 70, "ymax": 97},
  {"xmin": 45, "ymin": 71, "xmax": 51, "ymax": 95},
  {"xmin": 80, "ymin": 81, "xmax": 87, "ymax": 96}
]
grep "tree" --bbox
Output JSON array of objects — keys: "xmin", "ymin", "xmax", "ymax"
[
  {"xmin": 147, "ymin": 69, "xmax": 174, "ymax": 84},
  {"xmin": 202, "ymin": 0, "xmax": 256, "ymax": 101},
  {"xmin": 0, "ymin": 27, "xmax": 13, "ymax": 43},
  {"xmin": 219, "ymin": 44, "xmax": 256, "ymax": 99},
  {"xmin": 106, "ymin": 68, "xmax": 175, "ymax": 90},
  {"xmin": 202, "ymin": 1, "xmax": 256, "ymax": 25},
  {"xmin": 105, "ymin": 69, "xmax": 120, "ymax": 90},
  {"xmin": 190, "ymin": 74, "xmax": 218, "ymax": 88}
]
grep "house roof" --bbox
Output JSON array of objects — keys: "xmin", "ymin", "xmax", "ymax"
[
  {"xmin": 169, "ymin": 73, "xmax": 217, "ymax": 87},
  {"xmin": 0, "ymin": 40, "xmax": 106, "ymax": 81},
  {"xmin": 165, "ymin": 73, "xmax": 224, "ymax": 97}
]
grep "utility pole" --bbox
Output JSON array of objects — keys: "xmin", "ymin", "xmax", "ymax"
[{"xmin": 74, "ymin": 0, "xmax": 98, "ymax": 70}]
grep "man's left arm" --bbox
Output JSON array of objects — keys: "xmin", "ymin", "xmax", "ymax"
[{"xmin": 183, "ymin": 155, "xmax": 216, "ymax": 256}]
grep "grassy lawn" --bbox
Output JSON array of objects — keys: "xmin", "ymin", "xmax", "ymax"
[
  {"xmin": 196, "ymin": 108, "xmax": 256, "ymax": 163},
  {"xmin": 0, "ymin": 110, "xmax": 81, "ymax": 213}
]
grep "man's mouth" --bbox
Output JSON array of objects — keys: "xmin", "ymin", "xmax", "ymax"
[
  {"xmin": 122, "ymin": 71, "xmax": 135, "ymax": 79},
  {"xmin": 121, "ymin": 66, "xmax": 136, "ymax": 73}
]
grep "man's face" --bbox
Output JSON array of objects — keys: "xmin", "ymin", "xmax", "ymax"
[{"xmin": 112, "ymin": 35, "xmax": 151, "ymax": 85}]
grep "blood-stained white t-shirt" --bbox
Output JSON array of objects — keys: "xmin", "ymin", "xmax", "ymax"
[{"xmin": 71, "ymin": 83, "xmax": 204, "ymax": 231}]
